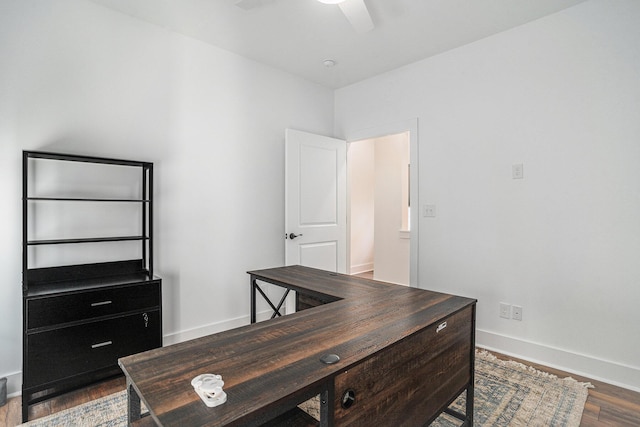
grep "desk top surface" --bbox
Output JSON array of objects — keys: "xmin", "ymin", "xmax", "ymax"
[{"xmin": 119, "ymin": 265, "xmax": 476, "ymax": 427}]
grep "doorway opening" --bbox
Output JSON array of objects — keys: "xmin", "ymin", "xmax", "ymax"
[{"xmin": 348, "ymin": 131, "xmax": 411, "ymax": 286}]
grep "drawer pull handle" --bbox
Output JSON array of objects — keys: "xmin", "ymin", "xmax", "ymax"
[
  {"xmin": 91, "ymin": 300, "xmax": 112, "ymax": 307},
  {"xmin": 91, "ymin": 341, "xmax": 113, "ymax": 349},
  {"xmin": 436, "ymin": 321, "xmax": 447, "ymax": 333}
]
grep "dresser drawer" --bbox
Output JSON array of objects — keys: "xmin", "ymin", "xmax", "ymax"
[
  {"xmin": 333, "ymin": 305, "xmax": 473, "ymax": 426},
  {"xmin": 24, "ymin": 310, "xmax": 161, "ymax": 387},
  {"xmin": 27, "ymin": 282, "xmax": 161, "ymax": 329}
]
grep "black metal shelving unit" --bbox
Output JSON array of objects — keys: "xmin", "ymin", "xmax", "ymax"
[
  {"xmin": 22, "ymin": 151, "xmax": 155, "ymax": 280},
  {"xmin": 21, "ymin": 151, "xmax": 162, "ymax": 422}
]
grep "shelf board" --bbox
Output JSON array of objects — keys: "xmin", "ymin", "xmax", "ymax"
[
  {"xmin": 26, "ymin": 197, "xmax": 150, "ymax": 202},
  {"xmin": 27, "ymin": 236, "xmax": 149, "ymax": 246},
  {"xmin": 25, "ymin": 150, "xmax": 152, "ymax": 168}
]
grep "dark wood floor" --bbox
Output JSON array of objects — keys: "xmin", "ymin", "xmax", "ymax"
[
  {"xmin": 1, "ymin": 375, "xmax": 126, "ymax": 426},
  {"xmin": 2, "ymin": 351, "xmax": 639, "ymax": 426}
]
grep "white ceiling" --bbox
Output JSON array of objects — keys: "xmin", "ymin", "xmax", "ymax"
[{"xmin": 87, "ymin": 0, "xmax": 587, "ymax": 89}]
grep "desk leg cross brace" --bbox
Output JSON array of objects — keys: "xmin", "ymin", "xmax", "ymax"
[
  {"xmin": 250, "ymin": 276, "xmax": 290, "ymax": 323},
  {"xmin": 442, "ymin": 385, "xmax": 474, "ymax": 426}
]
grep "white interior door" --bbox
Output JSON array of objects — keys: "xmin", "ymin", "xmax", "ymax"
[{"xmin": 285, "ymin": 129, "xmax": 347, "ymax": 274}]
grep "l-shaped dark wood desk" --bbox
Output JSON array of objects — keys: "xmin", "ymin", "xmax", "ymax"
[{"xmin": 119, "ymin": 265, "xmax": 476, "ymax": 426}]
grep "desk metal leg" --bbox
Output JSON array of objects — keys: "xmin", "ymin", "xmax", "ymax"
[
  {"xmin": 251, "ymin": 275, "xmax": 257, "ymax": 324},
  {"xmin": 466, "ymin": 306, "xmax": 476, "ymax": 426},
  {"xmin": 464, "ymin": 385, "xmax": 474, "ymax": 426},
  {"xmin": 319, "ymin": 384, "xmax": 335, "ymax": 427},
  {"xmin": 127, "ymin": 380, "xmax": 142, "ymax": 425}
]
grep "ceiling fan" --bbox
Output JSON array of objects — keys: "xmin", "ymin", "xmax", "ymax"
[{"xmin": 235, "ymin": 0, "xmax": 374, "ymax": 33}]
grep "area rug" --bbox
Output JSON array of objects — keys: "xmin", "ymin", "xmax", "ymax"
[
  {"xmin": 430, "ymin": 350, "xmax": 592, "ymax": 426},
  {"xmin": 21, "ymin": 350, "xmax": 592, "ymax": 426}
]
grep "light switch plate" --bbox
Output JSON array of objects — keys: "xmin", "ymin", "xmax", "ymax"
[
  {"xmin": 423, "ymin": 205, "xmax": 436, "ymax": 218},
  {"xmin": 512, "ymin": 163, "xmax": 524, "ymax": 179}
]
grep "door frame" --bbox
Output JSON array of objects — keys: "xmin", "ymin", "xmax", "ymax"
[{"xmin": 345, "ymin": 118, "xmax": 419, "ymax": 287}]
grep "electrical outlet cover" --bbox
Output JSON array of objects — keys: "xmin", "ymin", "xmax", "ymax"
[
  {"xmin": 499, "ymin": 303, "xmax": 511, "ymax": 319},
  {"xmin": 512, "ymin": 305, "xmax": 523, "ymax": 321}
]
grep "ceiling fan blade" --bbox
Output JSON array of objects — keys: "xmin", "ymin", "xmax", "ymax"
[{"xmin": 338, "ymin": 0, "xmax": 374, "ymax": 33}]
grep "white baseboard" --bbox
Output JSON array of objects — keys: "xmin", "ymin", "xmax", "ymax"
[
  {"xmin": 5, "ymin": 371, "xmax": 22, "ymax": 398},
  {"xmin": 350, "ymin": 263, "xmax": 373, "ymax": 275},
  {"xmin": 476, "ymin": 328, "xmax": 640, "ymax": 392}
]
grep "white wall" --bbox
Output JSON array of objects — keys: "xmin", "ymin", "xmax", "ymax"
[
  {"xmin": 0, "ymin": 0, "xmax": 334, "ymax": 395},
  {"xmin": 335, "ymin": 0, "xmax": 640, "ymax": 390}
]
